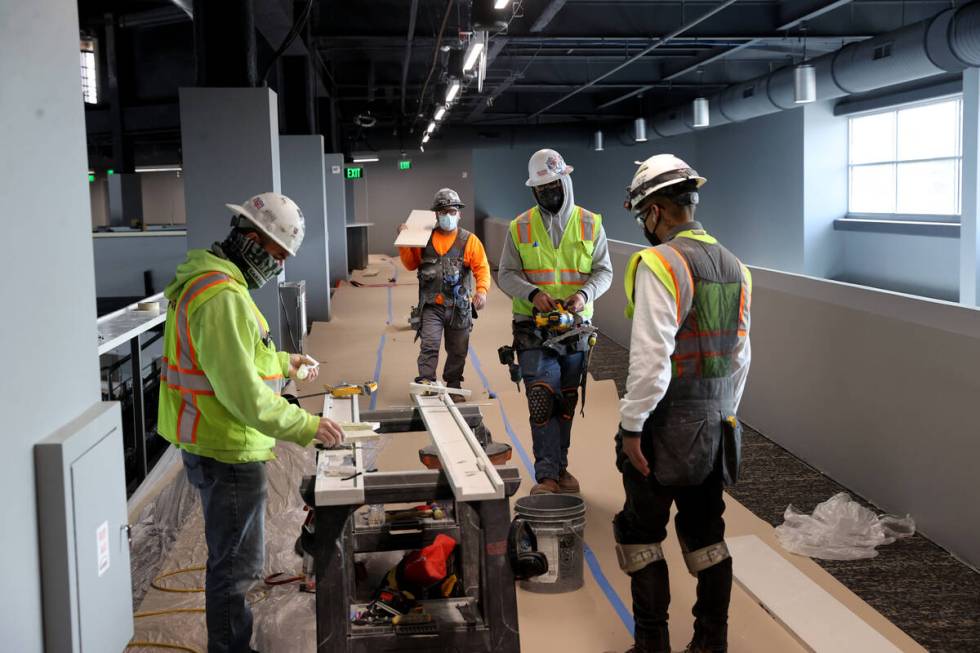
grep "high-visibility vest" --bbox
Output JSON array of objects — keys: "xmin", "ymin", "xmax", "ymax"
[
  {"xmin": 623, "ymin": 226, "xmax": 752, "ymax": 486},
  {"xmin": 509, "ymin": 205, "xmax": 601, "ymax": 318},
  {"xmin": 624, "ymin": 227, "xmax": 751, "ymax": 381},
  {"xmin": 157, "ymin": 271, "xmax": 287, "ymax": 462}
]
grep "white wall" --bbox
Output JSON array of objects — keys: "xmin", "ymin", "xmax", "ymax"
[
  {"xmin": 1, "ymin": 2, "xmax": 105, "ymax": 649},
  {"xmin": 89, "ymin": 172, "xmax": 186, "ymax": 227}
]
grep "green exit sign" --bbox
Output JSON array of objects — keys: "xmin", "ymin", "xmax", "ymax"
[
  {"xmin": 346, "ymin": 166, "xmax": 363, "ymax": 180},
  {"xmin": 399, "ymin": 160, "xmax": 412, "ymax": 171}
]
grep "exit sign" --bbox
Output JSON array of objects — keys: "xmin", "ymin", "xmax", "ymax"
[
  {"xmin": 399, "ymin": 160, "xmax": 412, "ymax": 171},
  {"xmin": 346, "ymin": 166, "xmax": 363, "ymax": 180}
]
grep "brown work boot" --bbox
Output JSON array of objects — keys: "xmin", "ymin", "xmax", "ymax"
[
  {"xmin": 557, "ymin": 470, "xmax": 580, "ymax": 493},
  {"xmin": 530, "ymin": 478, "xmax": 560, "ymax": 495},
  {"xmin": 451, "ymin": 391, "xmax": 467, "ymax": 403}
]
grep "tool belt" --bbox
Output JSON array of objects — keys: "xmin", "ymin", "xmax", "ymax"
[{"xmin": 512, "ymin": 320, "xmax": 591, "ymax": 356}]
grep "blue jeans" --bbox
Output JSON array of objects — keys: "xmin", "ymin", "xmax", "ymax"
[
  {"xmin": 517, "ymin": 348, "xmax": 586, "ymax": 482},
  {"xmin": 182, "ymin": 452, "xmax": 266, "ymax": 653}
]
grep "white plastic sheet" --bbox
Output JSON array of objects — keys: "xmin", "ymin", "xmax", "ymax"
[{"xmin": 775, "ymin": 492, "xmax": 915, "ymax": 560}]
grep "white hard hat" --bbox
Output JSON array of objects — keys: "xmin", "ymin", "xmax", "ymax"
[
  {"xmin": 225, "ymin": 192, "xmax": 306, "ymax": 256},
  {"xmin": 525, "ymin": 148, "xmax": 574, "ymax": 187},
  {"xmin": 626, "ymin": 154, "xmax": 706, "ymax": 212}
]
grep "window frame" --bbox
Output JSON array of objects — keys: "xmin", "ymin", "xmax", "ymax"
[{"xmin": 845, "ymin": 95, "xmax": 963, "ymax": 224}]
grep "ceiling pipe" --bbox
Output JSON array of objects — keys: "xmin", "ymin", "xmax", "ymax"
[
  {"xmin": 400, "ymin": 0, "xmax": 420, "ymax": 116},
  {"xmin": 527, "ymin": 0, "xmax": 740, "ymax": 119},
  {"xmin": 642, "ymin": 2, "xmax": 980, "ymax": 139}
]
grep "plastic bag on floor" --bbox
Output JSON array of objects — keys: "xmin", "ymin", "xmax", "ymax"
[{"xmin": 775, "ymin": 492, "xmax": 915, "ymax": 560}]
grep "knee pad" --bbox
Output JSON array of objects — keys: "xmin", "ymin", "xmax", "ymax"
[
  {"xmin": 508, "ymin": 518, "xmax": 549, "ymax": 580},
  {"xmin": 681, "ymin": 541, "xmax": 731, "ymax": 576},
  {"xmin": 560, "ymin": 387, "xmax": 578, "ymax": 420},
  {"xmin": 527, "ymin": 382, "xmax": 556, "ymax": 426},
  {"xmin": 615, "ymin": 542, "xmax": 666, "ymax": 574}
]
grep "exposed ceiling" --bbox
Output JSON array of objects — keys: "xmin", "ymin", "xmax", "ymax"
[{"xmin": 77, "ymin": 0, "xmax": 959, "ymax": 159}]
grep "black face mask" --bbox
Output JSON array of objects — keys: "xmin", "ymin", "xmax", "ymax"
[
  {"xmin": 637, "ymin": 208, "xmax": 662, "ymax": 247},
  {"xmin": 535, "ymin": 184, "xmax": 564, "ymax": 214}
]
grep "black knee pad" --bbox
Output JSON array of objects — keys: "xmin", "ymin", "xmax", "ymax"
[
  {"xmin": 527, "ymin": 382, "xmax": 555, "ymax": 426},
  {"xmin": 560, "ymin": 387, "xmax": 578, "ymax": 420}
]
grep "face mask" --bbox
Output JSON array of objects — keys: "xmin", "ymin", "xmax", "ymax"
[
  {"xmin": 535, "ymin": 184, "xmax": 564, "ymax": 214},
  {"xmin": 222, "ymin": 229, "xmax": 282, "ymax": 289},
  {"xmin": 636, "ymin": 207, "xmax": 662, "ymax": 247},
  {"xmin": 437, "ymin": 211, "xmax": 459, "ymax": 231}
]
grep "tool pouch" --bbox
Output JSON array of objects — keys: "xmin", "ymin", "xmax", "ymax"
[{"xmin": 720, "ymin": 415, "xmax": 742, "ymax": 486}]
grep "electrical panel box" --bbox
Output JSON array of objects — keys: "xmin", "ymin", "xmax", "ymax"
[{"xmin": 35, "ymin": 402, "xmax": 133, "ymax": 653}]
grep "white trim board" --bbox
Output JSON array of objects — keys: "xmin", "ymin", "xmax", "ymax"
[
  {"xmin": 394, "ymin": 209, "xmax": 436, "ymax": 248},
  {"xmin": 728, "ymin": 535, "xmax": 902, "ymax": 653},
  {"xmin": 412, "ymin": 394, "xmax": 504, "ymax": 501}
]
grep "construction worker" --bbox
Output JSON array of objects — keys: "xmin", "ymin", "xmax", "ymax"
[
  {"xmin": 614, "ymin": 155, "xmax": 751, "ymax": 653},
  {"xmin": 498, "ymin": 149, "xmax": 613, "ymax": 495},
  {"xmin": 157, "ymin": 192, "xmax": 344, "ymax": 653},
  {"xmin": 398, "ymin": 188, "xmax": 491, "ymax": 401}
]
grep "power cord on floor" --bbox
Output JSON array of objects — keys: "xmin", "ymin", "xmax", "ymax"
[{"xmin": 128, "ymin": 567, "xmax": 207, "ymax": 653}]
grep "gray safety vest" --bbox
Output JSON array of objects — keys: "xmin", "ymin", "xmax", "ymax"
[
  {"xmin": 418, "ymin": 229, "xmax": 474, "ymax": 309},
  {"xmin": 641, "ymin": 223, "xmax": 750, "ymax": 487}
]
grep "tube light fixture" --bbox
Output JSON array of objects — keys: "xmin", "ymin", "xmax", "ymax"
[
  {"xmin": 422, "ymin": 134, "xmax": 430, "ymax": 144},
  {"xmin": 426, "ymin": 121, "xmax": 437, "ymax": 134},
  {"xmin": 593, "ymin": 129, "xmax": 604, "ymax": 152},
  {"xmin": 495, "ymin": 0, "xmax": 511, "ymax": 8},
  {"xmin": 794, "ymin": 64, "xmax": 816, "ymax": 104},
  {"xmin": 692, "ymin": 97, "xmax": 710, "ymax": 128},
  {"xmin": 445, "ymin": 80, "xmax": 460, "ymax": 104},
  {"xmin": 634, "ymin": 117, "xmax": 648, "ymax": 143},
  {"xmin": 434, "ymin": 105, "xmax": 447, "ymax": 121},
  {"xmin": 463, "ymin": 35, "xmax": 485, "ymax": 73},
  {"xmin": 352, "ymin": 155, "xmax": 380, "ymax": 163},
  {"xmin": 135, "ymin": 165, "xmax": 183, "ymax": 173}
]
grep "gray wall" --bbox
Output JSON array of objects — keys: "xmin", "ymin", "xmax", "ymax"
[
  {"xmin": 92, "ymin": 233, "xmax": 188, "ymax": 298},
  {"xmin": 89, "ymin": 172, "xmax": 186, "ymax": 227},
  {"xmin": 180, "ymin": 87, "xmax": 283, "ymax": 340},
  {"xmin": 349, "ymin": 149, "xmax": 475, "ymax": 256},
  {"xmin": 835, "ymin": 230, "xmax": 961, "ymax": 301},
  {"xmin": 324, "ymin": 153, "xmax": 348, "ymax": 285},
  {"xmin": 802, "ymin": 102, "xmax": 846, "ymax": 278},
  {"xmin": 281, "ymin": 135, "xmax": 331, "ymax": 323},
  {"xmin": 741, "ymin": 269, "xmax": 980, "ymax": 569},
  {"xmin": 1, "ymin": 1, "xmax": 105, "ymax": 649}
]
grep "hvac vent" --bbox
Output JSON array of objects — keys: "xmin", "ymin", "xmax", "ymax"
[{"xmin": 742, "ymin": 87, "xmax": 755, "ymax": 99}]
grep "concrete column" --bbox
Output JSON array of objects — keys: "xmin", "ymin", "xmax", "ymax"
[
  {"xmin": 179, "ymin": 87, "xmax": 283, "ymax": 340},
  {"xmin": 960, "ymin": 68, "xmax": 980, "ymax": 307},
  {"xmin": 324, "ymin": 153, "xmax": 349, "ymax": 283},
  {"xmin": 281, "ymin": 135, "xmax": 331, "ymax": 322},
  {"xmin": 1, "ymin": 1, "xmax": 105, "ymax": 650}
]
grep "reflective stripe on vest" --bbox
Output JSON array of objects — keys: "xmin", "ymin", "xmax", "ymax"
[
  {"xmin": 509, "ymin": 206, "xmax": 601, "ymax": 317},
  {"xmin": 625, "ymin": 232, "xmax": 749, "ymax": 381}
]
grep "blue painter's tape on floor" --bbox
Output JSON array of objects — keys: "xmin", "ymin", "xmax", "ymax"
[{"xmin": 466, "ymin": 345, "xmax": 635, "ymax": 637}]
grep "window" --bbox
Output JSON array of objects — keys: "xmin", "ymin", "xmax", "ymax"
[
  {"xmin": 847, "ymin": 96, "xmax": 962, "ymax": 220},
  {"xmin": 81, "ymin": 38, "xmax": 98, "ymax": 104}
]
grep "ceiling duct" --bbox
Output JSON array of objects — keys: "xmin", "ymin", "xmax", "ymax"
[{"xmin": 640, "ymin": 3, "xmax": 980, "ymax": 139}]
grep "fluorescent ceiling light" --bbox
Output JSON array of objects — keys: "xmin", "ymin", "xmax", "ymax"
[
  {"xmin": 135, "ymin": 165, "xmax": 182, "ymax": 173},
  {"xmin": 445, "ymin": 80, "xmax": 460, "ymax": 104},
  {"xmin": 352, "ymin": 156, "xmax": 380, "ymax": 163},
  {"xmin": 422, "ymin": 134, "xmax": 430, "ymax": 144},
  {"xmin": 495, "ymin": 0, "xmax": 511, "ymax": 8},
  {"xmin": 463, "ymin": 38, "xmax": 485, "ymax": 73},
  {"xmin": 426, "ymin": 121, "xmax": 437, "ymax": 134},
  {"xmin": 434, "ymin": 106, "xmax": 447, "ymax": 121}
]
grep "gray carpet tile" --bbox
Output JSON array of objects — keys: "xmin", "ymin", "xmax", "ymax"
[{"xmin": 588, "ymin": 331, "xmax": 980, "ymax": 653}]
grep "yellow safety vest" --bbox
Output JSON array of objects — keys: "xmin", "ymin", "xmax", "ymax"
[{"xmin": 508, "ymin": 205, "xmax": 601, "ymax": 319}]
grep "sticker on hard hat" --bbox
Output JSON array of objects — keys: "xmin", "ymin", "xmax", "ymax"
[
  {"xmin": 253, "ymin": 197, "xmax": 265, "ymax": 209},
  {"xmin": 545, "ymin": 155, "xmax": 563, "ymax": 173}
]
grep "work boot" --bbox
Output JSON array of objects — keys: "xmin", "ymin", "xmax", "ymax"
[
  {"xmin": 681, "ymin": 644, "xmax": 725, "ymax": 653},
  {"xmin": 623, "ymin": 627, "xmax": 671, "ymax": 653},
  {"xmin": 530, "ymin": 478, "xmax": 560, "ymax": 495},
  {"xmin": 557, "ymin": 469, "xmax": 580, "ymax": 493}
]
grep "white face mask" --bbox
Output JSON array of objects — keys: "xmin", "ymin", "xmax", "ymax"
[{"xmin": 437, "ymin": 209, "xmax": 459, "ymax": 231}]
